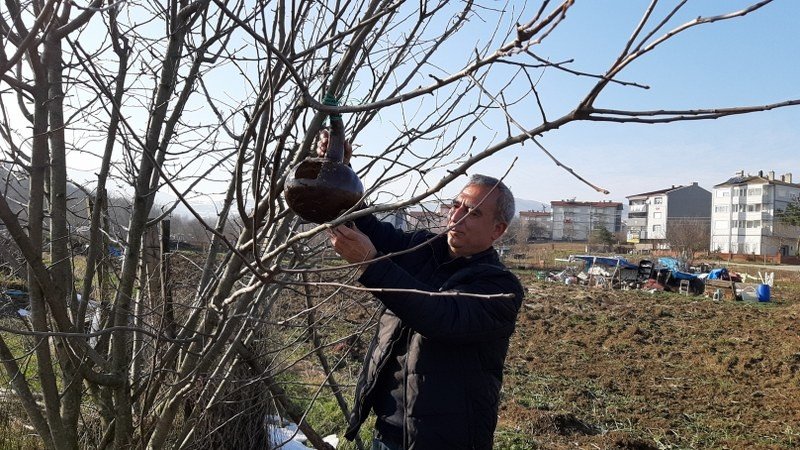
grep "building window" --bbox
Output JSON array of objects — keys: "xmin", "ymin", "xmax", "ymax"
[
  {"xmin": 653, "ymin": 212, "xmax": 662, "ymax": 219},
  {"xmin": 747, "ymin": 204, "xmax": 761, "ymax": 212},
  {"xmin": 652, "ymin": 224, "xmax": 662, "ymax": 233},
  {"xmin": 748, "ymin": 187, "xmax": 762, "ymax": 196},
  {"xmin": 653, "ymin": 197, "xmax": 663, "ymax": 204},
  {"xmin": 714, "ymin": 220, "xmax": 727, "ymax": 229},
  {"xmin": 714, "ymin": 205, "xmax": 729, "ymax": 213},
  {"xmin": 732, "ymin": 204, "xmax": 749, "ymax": 213},
  {"xmin": 746, "ymin": 220, "xmax": 761, "ymax": 228}
]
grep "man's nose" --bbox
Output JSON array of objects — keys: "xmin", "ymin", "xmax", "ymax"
[{"xmin": 450, "ymin": 205, "xmax": 467, "ymax": 222}]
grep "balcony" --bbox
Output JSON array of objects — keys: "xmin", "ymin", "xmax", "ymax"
[
  {"xmin": 627, "ymin": 218, "xmax": 647, "ymax": 227},
  {"xmin": 629, "ymin": 204, "xmax": 648, "ymax": 213}
]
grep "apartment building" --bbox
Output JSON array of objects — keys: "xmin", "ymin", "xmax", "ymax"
[
  {"xmin": 626, "ymin": 182, "xmax": 711, "ymax": 243},
  {"xmin": 377, "ymin": 209, "xmax": 409, "ymax": 231},
  {"xmin": 710, "ymin": 171, "xmax": 800, "ymax": 256},
  {"xmin": 519, "ymin": 210, "xmax": 552, "ymax": 240},
  {"xmin": 550, "ymin": 200, "xmax": 622, "ymax": 241},
  {"xmin": 406, "ymin": 202, "xmax": 451, "ymax": 232}
]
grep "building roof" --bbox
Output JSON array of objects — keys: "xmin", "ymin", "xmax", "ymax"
[
  {"xmin": 550, "ymin": 200, "xmax": 622, "ymax": 208},
  {"xmin": 714, "ymin": 174, "xmax": 800, "ymax": 189},
  {"xmin": 520, "ymin": 211, "xmax": 551, "ymax": 217},
  {"xmin": 407, "ymin": 210, "xmax": 442, "ymax": 219},
  {"xmin": 626, "ymin": 185, "xmax": 683, "ymax": 199}
]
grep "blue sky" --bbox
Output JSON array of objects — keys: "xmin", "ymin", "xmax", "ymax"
[
  {"xmin": 33, "ymin": 1, "xmax": 797, "ymax": 217},
  {"xmin": 457, "ymin": 1, "xmax": 800, "ymax": 207},
  {"xmin": 149, "ymin": 1, "xmax": 800, "ymax": 217}
]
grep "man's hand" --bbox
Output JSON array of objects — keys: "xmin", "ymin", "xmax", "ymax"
[
  {"xmin": 317, "ymin": 129, "xmax": 353, "ymax": 165},
  {"xmin": 328, "ymin": 224, "xmax": 377, "ymax": 266}
]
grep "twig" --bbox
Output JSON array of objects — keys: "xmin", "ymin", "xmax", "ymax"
[{"xmin": 468, "ymin": 73, "xmax": 609, "ymax": 194}]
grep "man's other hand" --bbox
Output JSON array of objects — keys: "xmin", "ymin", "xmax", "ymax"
[
  {"xmin": 317, "ymin": 129, "xmax": 353, "ymax": 165},
  {"xmin": 329, "ymin": 224, "xmax": 377, "ymax": 266}
]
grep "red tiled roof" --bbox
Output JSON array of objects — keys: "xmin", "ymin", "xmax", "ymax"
[
  {"xmin": 550, "ymin": 201, "xmax": 622, "ymax": 208},
  {"xmin": 520, "ymin": 211, "xmax": 551, "ymax": 217},
  {"xmin": 714, "ymin": 175, "xmax": 800, "ymax": 188}
]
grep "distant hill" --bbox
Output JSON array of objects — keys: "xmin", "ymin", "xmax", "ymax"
[
  {"xmin": 0, "ymin": 165, "xmax": 134, "ymax": 233},
  {"xmin": 409, "ymin": 197, "xmax": 548, "ymax": 215},
  {"xmin": 0, "ymin": 165, "xmax": 31, "ymax": 218},
  {"xmin": 1, "ymin": 164, "xmax": 85, "ymax": 207},
  {"xmin": 515, "ymin": 198, "xmax": 548, "ymax": 214}
]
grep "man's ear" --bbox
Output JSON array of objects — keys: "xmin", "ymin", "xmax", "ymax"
[{"xmin": 492, "ymin": 221, "xmax": 508, "ymax": 241}]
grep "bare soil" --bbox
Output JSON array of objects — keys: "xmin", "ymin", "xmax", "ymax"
[
  {"xmin": 497, "ymin": 272, "xmax": 800, "ymax": 449},
  {"xmin": 7, "ymin": 250, "xmax": 795, "ymax": 449}
]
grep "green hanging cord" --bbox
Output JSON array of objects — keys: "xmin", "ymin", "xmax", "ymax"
[
  {"xmin": 322, "ymin": 93, "xmax": 346, "ymax": 163},
  {"xmin": 323, "ymin": 93, "xmax": 342, "ymax": 120}
]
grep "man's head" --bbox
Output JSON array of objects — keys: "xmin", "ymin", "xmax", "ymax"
[{"xmin": 446, "ymin": 174, "xmax": 514, "ymax": 258}]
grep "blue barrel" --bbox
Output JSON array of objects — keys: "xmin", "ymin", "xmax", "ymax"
[{"xmin": 756, "ymin": 284, "xmax": 771, "ymax": 302}]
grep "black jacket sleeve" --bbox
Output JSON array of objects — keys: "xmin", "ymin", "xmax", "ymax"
[{"xmin": 358, "ymin": 257, "xmax": 523, "ymax": 344}]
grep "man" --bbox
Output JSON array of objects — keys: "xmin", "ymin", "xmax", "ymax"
[{"xmin": 319, "ymin": 135, "xmax": 523, "ymax": 449}]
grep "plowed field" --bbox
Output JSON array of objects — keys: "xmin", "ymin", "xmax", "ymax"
[{"xmin": 496, "ymin": 272, "xmax": 800, "ymax": 449}]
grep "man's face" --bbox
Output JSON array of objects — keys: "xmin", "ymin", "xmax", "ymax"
[{"xmin": 446, "ymin": 184, "xmax": 508, "ymax": 258}]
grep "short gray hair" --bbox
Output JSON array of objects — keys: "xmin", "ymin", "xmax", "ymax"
[{"xmin": 465, "ymin": 174, "xmax": 515, "ymax": 224}]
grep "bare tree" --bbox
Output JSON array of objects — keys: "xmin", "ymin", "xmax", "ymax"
[
  {"xmin": 775, "ymin": 195, "xmax": 800, "ymax": 256},
  {"xmin": 666, "ymin": 218, "xmax": 711, "ymax": 259},
  {"xmin": 0, "ymin": 1, "xmax": 798, "ymax": 449}
]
